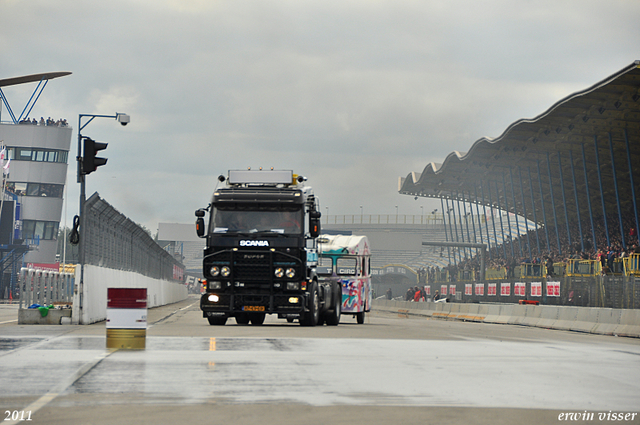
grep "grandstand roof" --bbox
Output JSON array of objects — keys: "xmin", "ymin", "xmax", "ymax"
[
  {"xmin": 0, "ymin": 72, "xmax": 71, "ymax": 88},
  {"xmin": 399, "ymin": 61, "xmax": 640, "ymax": 234}
]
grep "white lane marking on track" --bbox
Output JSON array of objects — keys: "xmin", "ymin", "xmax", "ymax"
[
  {"xmin": 4, "ymin": 349, "xmax": 117, "ymax": 425},
  {"xmin": 147, "ymin": 301, "xmax": 199, "ymax": 328}
]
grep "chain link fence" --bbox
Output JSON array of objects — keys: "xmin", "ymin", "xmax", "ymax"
[{"xmin": 83, "ymin": 193, "xmax": 184, "ymax": 281}]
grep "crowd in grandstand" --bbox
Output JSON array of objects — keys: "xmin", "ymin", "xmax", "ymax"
[
  {"xmin": 18, "ymin": 117, "xmax": 68, "ymax": 127},
  {"xmin": 417, "ymin": 212, "xmax": 639, "ymax": 282}
]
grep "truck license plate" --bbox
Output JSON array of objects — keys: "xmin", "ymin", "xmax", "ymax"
[{"xmin": 243, "ymin": 305, "xmax": 265, "ymax": 312}]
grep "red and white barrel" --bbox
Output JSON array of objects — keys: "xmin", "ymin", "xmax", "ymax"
[{"xmin": 106, "ymin": 288, "xmax": 147, "ymax": 349}]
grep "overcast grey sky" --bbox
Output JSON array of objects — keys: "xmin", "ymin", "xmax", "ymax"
[{"xmin": 1, "ymin": 0, "xmax": 639, "ymax": 233}]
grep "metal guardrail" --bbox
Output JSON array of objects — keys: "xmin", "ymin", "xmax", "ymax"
[
  {"xmin": 520, "ymin": 263, "xmax": 545, "ymax": 278},
  {"xmin": 324, "ymin": 214, "xmax": 445, "ymax": 225},
  {"xmin": 457, "ymin": 270, "xmax": 475, "ymax": 282},
  {"xmin": 417, "ymin": 276, "xmax": 639, "ymax": 309},
  {"xmin": 425, "ymin": 257, "xmax": 637, "ymax": 283},
  {"xmin": 566, "ymin": 260, "xmax": 599, "ymax": 277},
  {"xmin": 624, "ymin": 254, "xmax": 640, "ymax": 276},
  {"xmin": 485, "ymin": 267, "xmax": 507, "ymax": 280},
  {"xmin": 374, "ymin": 257, "xmax": 640, "ymax": 309},
  {"xmin": 19, "ymin": 268, "xmax": 74, "ymax": 308},
  {"xmin": 565, "ymin": 258, "xmax": 631, "ymax": 277}
]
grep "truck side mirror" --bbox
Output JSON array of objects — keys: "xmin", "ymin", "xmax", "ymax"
[
  {"xmin": 195, "ymin": 209, "xmax": 206, "ymax": 238},
  {"xmin": 310, "ymin": 218, "xmax": 321, "ymax": 238},
  {"xmin": 309, "ymin": 210, "xmax": 321, "ymax": 238}
]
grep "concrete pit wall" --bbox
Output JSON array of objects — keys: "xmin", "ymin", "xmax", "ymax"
[{"xmin": 72, "ymin": 265, "xmax": 188, "ymax": 325}]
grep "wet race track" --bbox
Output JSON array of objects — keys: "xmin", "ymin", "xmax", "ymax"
[{"xmin": 1, "ymin": 297, "xmax": 639, "ymax": 425}]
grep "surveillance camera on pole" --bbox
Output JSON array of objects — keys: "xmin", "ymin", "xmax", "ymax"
[{"xmin": 116, "ymin": 113, "xmax": 130, "ymax": 126}]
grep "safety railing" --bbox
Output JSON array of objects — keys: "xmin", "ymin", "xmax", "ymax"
[
  {"xmin": 623, "ymin": 254, "xmax": 640, "ymax": 276},
  {"xmin": 600, "ymin": 258, "xmax": 626, "ymax": 276},
  {"xmin": 19, "ymin": 268, "xmax": 74, "ymax": 308},
  {"xmin": 566, "ymin": 260, "xmax": 600, "ymax": 277},
  {"xmin": 435, "ymin": 270, "xmax": 449, "ymax": 282},
  {"xmin": 457, "ymin": 270, "xmax": 475, "ymax": 282},
  {"xmin": 552, "ymin": 262, "xmax": 566, "ymax": 277},
  {"xmin": 485, "ymin": 267, "xmax": 507, "ymax": 280},
  {"xmin": 378, "ymin": 269, "xmax": 639, "ymax": 308},
  {"xmin": 520, "ymin": 263, "xmax": 545, "ymax": 278},
  {"xmin": 324, "ymin": 214, "xmax": 445, "ymax": 226}
]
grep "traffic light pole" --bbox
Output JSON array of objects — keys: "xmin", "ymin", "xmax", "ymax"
[{"xmin": 74, "ymin": 113, "xmax": 128, "ymax": 324}]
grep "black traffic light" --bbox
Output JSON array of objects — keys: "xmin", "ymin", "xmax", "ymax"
[{"xmin": 82, "ymin": 137, "xmax": 108, "ymax": 175}]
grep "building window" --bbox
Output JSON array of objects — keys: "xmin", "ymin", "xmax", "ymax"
[
  {"xmin": 7, "ymin": 147, "xmax": 68, "ymax": 164},
  {"xmin": 22, "ymin": 220, "xmax": 59, "ymax": 240},
  {"xmin": 5, "ymin": 182, "xmax": 64, "ymax": 198}
]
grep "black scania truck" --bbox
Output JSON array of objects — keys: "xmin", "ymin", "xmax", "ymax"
[{"xmin": 195, "ymin": 169, "xmax": 341, "ymax": 326}]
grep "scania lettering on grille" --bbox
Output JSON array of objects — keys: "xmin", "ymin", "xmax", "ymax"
[{"xmin": 239, "ymin": 240, "xmax": 269, "ymax": 247}]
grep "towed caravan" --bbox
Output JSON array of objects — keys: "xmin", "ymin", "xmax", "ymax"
[{"xmin": 317, "ymin": 235, "xmax": 372, "ymax": 324}]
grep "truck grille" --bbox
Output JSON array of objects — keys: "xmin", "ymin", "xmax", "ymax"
[
  {"xmin": 205, "ymin": 248, "xmax": 302, "ymax": 286},
  {"xmin": 234, "ymin": 257, "xmax": 271, "ymax": 281}
]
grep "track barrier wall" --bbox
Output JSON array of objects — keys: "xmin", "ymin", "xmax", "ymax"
[
  {"xmin": 372, "ymin": 299, "xmax": 640, "ymax": 338},
  {"xmin": 72, "ymin": 265, "xmax": 188, "ymax": 325}
]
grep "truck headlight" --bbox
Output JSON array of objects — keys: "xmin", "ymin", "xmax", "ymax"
[
  {"xmin": 208, "ymin": 294, "xmax": 220, "ymax": 303},
  {"xmin": 288, "ymin": 297, "xmax": 299, "ymax": 304},
  {"xmin": 221, "ymin": 266, "xmax": 231, "ymax": 277},
  {"xmin": 209, "ymin": 281, "xmax": 221, "ymax": 290},
  {"xmin": 286, "ymin": 268, "xmax": 296, "ymax": 278},
  {"xmin": 275, "ymin": 267, "xmax": 284, "ymax": 278},
  {"xmin": 286, "ymin": 282, "xmax": 299, "ymax": 290},
  {"xmin": 210, "ymin": 266, "xmax": 220, "ymax": 277}
]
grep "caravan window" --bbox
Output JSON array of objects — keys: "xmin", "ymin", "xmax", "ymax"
[
  {"xmin": 336, "ymin": 258, "xmax": 357, "ymax": 276},
  {"xmin": 317, "ymin": 256, "xmax": 333, "ymax": 276}
]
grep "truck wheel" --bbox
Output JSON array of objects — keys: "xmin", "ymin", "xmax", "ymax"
[
  {"xmin": 300, "ymin": 282, "xmax": 319, "ymax": 326},
  {"xmin": 249, "ymin": 313, "xmax": 265, "ymax": 325},
  {"xmin": 207, "ymin": 316, "xmax": 227, "ymax": 326},
  {"xmin": 235, "ymin": 314, "xmax": 250, "ymax": 325},
  {"xmin": 356, "ymin": 311, "xmax": 365, "ymax": 324},
  {"xmin": 325, "ymin": 291, "xmax": 341, "ymax": 326}
]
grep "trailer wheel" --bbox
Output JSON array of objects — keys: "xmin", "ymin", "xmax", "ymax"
[
  {"xmin": 300, "ymin": 282, "xmax": 319, "ymax": 326},
  {"xmin": 249, "ymin": 313, "xmax": 265, "ymax": 325},
  {"xmin": 207, "ymin": 316, "xmax": 227, "ymax": 326},
  {"xmin": 325, "ymin": 289, "xmax": 341, "ymax": 326},
  {"xmin": 356, "ymin": 311, "xmax": 365, "ymax": 324}
]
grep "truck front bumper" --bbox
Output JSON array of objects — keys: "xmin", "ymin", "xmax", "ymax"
[{"xmin": 200, "ymin": 293, "xmax": 308, "ymax": 316}]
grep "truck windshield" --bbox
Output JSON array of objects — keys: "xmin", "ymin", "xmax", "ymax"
[{"xmin": 211, "ymin": 205, "xmax": 303, "ymax": 235}]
